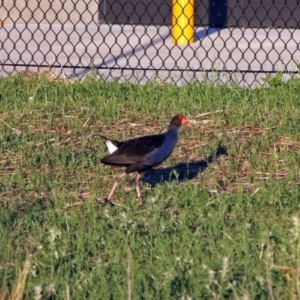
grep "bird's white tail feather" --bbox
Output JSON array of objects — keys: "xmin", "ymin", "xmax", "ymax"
[{"xmin": 106, "ymin": 140, "xmax": 118, "ymax": 154}]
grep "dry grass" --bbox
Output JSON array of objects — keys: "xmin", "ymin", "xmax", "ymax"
[
  {"xmin": 95, "ymin": 114, "xmax": 298, "ymax": 194},
  {"xmin": 1, "ymin": 108, "xmax": 299, "ymax": 203},
  {"xmin": 1, "ymin": 254, "xmax": 31, "ymax": 300},
  {"xmin": 15, "ymin": 69, "xmax": 74, "ymax": 84}
]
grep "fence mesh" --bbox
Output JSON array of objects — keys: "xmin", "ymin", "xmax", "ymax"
[{"xmin": 1, "ymin": 0, "xmax": 300, "ymax": 87}]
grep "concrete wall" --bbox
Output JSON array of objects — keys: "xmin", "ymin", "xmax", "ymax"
[{"xmin": 1, "ymin": 0, "xmax": 99, "ymax": 24}]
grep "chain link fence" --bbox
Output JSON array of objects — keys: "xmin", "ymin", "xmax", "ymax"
[{"xmin": 1, "ymin": 0, "xmax": 300, "ymax": 87}]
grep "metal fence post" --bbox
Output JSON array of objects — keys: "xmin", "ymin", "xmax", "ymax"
[{"xmin": 172, "ymin": 0, "xmax": 195, "ymax": 44}]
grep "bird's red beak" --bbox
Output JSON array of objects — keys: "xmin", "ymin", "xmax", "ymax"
[{"xmin": 182, "ymin": 118, "xmax": 190, "ymax": 126}]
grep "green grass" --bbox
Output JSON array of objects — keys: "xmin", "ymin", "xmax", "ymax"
[{"xmin": 1, "ymin": 72, "xmax": 300, "ymax": 299}]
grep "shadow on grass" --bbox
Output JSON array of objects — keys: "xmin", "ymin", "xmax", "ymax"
[{"xmin": 141, "ymin": 145, "xmax": 227, "ymax": 187}]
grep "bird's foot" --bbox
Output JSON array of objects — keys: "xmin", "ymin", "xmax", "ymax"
[
  {"xmin": 137, "ymin": 196, "xmax": 145, "ymax": 205},
  {"xmin": 98, "ymin": 198, "xmax": 116, "ymax": 206}
]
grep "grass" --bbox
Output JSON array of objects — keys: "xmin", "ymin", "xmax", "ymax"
[{"xmin": 1, "ymin": 71, "xmax": 300, "ymax": 299}]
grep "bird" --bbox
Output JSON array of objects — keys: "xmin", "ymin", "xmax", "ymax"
[{"xmin": 100, "ymin": 114, "xmax": 190, "ymax": 202}]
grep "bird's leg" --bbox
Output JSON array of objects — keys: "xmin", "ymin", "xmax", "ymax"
[
  {"xmin": 135, "ymin": 173, "xmax": 142, "ymax": 200},
  {"xmin": 106, "ymin": 172, "xmax": 127, "ymax": 201}
]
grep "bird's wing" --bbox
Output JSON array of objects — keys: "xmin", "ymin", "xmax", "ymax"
[
  {"xmin": 101, "ymin": 153, "xmax": 137, "ymax": 165},
  {"xmin": 101, "ymin": 134, "xmax": 166, "ymax": 166}
]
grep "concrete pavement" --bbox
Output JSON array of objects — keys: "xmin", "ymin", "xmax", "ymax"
[{"xmin": 1, "ymin": 23, "xmax": 299, "ymax": 87}]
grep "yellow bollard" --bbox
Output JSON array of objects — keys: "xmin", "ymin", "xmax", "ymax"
[{"xmin": 172, "ymin": 0, "xmax": 194, "ymax": 44}]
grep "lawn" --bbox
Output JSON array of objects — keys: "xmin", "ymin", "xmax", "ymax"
[{"xmin": 0, "ymin": 71, "xmax": 300, "ymax": 299}]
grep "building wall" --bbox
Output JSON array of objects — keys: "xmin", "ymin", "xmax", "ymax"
[
  {"xmin": 99, "ymin": 0, "xmax": 300, "ymax": 28},
  {"xmin": 1, "ymin": 0, "xmax": 300, "ymax": 27}
]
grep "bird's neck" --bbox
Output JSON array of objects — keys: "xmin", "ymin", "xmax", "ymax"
[
  {"xmin": 168, "ymin": 124, "xmax": 180, "ymax": 132},
  {"xmin": 167, "ymin": 125, "xmax": 180, "ymax": 138}
]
